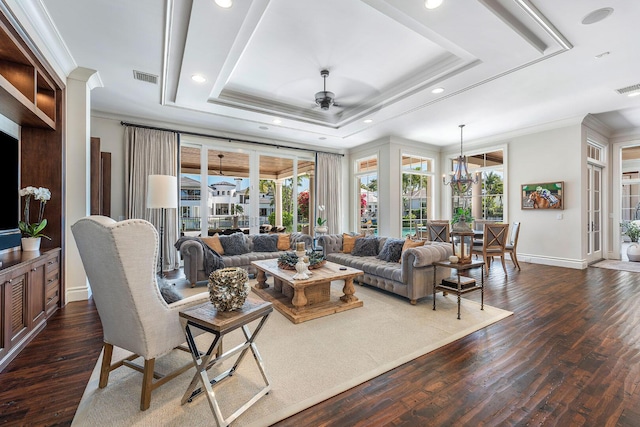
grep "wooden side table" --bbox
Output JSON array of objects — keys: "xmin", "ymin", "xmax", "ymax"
[
  {"xmin": 179, "ymin": 297, "xmax": 273, "ymax": 426},
  {"xmin": 432, "ymin": 260, "xmax": 485, "ymax": 319}
]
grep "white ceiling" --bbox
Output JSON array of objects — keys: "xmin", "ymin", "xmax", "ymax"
[{"xmin": 23, "ymin": 0, "xmax": 640, "ymax": 149}]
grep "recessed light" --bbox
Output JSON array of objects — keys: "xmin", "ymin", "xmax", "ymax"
[
  {"xmin": 273, "ymin": 119, "xmax": 282, "ymax": 124},
  {"xmin": 582, "ymin": 8, "xmax": 613, "ymax": 25},
  {"xmin": 191, "ymin": 74, "xmax": 206, "ymax": 83},
  {"xmin": 259, "ymin": 126, "xmax": 269, "ymax": 130},
  {"xmin": 363, "ymin": 119, "xmax": 373, "ymax": 124},
  {"xmin": 425, "ymin": 0, "xmax": 443, "ymax": 9},
  {"xmin": 628, "ymin": 92, "xmax": 640, "ymax": 98},
  {"xmin": 215, "ymin": 0, "xmax": 233, "ymax": 8},
  {"xmin": 431, "ymin": 87, "xmax": 445, "ymax": 94},
  {"xmin": 595, "ymin": 51, "xmax": 610, "ymax": 59}
]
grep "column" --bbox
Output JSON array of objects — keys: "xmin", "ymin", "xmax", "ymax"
[
  {"xmin": 308, "ymin": 171, "xmax": 315, "ymax": 233},
  {"xmin": 275, "ymin": 179, "xmax": 284, "ymax": 227},
  {"xmin": 471, "ymin": 178, "xmax": 482, "ymax": 221},
  {"xmin": 65, "ymin": 67, "xmax": 103, "ymax": 302}
]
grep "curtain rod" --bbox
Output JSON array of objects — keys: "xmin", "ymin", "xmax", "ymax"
[{"xmin": 120, "ymin": 121, "xmax": 344, "ymax": 157}]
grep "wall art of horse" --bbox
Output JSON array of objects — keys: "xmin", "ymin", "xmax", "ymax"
[{"xmin": 521, "ymin": 182, "xmax": 564, "ymax": 210}]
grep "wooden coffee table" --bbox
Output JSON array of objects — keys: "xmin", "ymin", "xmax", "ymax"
[{"xmin": 251, "ymin": 259, "xmax": 363, "ymax": 324}]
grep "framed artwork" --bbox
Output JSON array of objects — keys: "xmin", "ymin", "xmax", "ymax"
[{"xmin": 521, "ymin": 182, "xmax": 564, "ymax": 210}]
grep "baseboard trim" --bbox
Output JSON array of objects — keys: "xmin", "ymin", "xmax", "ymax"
[
  {"xmin": 518, "ymin": 253, "xmax": 587, "ymax": 270},
  {"xmin": 66, "ymin": 286, "xmax": 90, "ymax": 302}
]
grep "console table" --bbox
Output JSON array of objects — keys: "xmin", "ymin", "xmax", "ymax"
[
  {"xmin": 179, "ymin": 297, "xmax": 272, "ymax": 426},
  {"xmin": 432, "ymin": 259, "xmax": 484, "ymax": 319}
]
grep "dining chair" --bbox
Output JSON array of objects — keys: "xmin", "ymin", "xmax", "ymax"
[
  {"xmin": 472, "ymin": 223, "xmax": 509, "ymax": 275},
  {"xmin": 72, "ymin": 215, "xmax": 209, "ymax": 410},
  {"xmin": 472, "ymin": 219, "xmax": 497, "ymax": 247},
  {"xmin": 505, "ymin": 221, "xmax": 521, "ymax": 270},
  {"xmin": 427, "ymin": 221, "xmax": 450, "ymax": 243}
]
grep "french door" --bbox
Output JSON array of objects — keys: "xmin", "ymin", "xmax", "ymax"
[{"xmin": 586, "ymin": 163, "xmax": 603, "ymax": 263}]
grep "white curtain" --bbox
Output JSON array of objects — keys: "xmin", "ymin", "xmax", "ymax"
[
  {"xmin": 316, "ymin": 152, "xmax": 342, "ymax": 234},
  {"xmin": 124, "ymin": 127, "xmax": 179, "ymax": 272}
]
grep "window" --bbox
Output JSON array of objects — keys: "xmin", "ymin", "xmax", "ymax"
[
  {"xmin": 449, "ymin": 149, "xmax": 504, "ymax": 222},
  {"xmin": 402, "ymin": 154, "xmax": 434, "ymax": 237},
  {"xmin": 355, "ymin": 155, "xmax": 378, "ymax": 235}
]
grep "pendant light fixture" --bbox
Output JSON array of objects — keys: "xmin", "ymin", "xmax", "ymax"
[{"xmin": 442, "ymin": 124, "xmax": 479, "ymax": 193}]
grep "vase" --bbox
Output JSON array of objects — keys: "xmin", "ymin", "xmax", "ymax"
[
  {"xmin": 628, "ymin": 243, "xmax": 640, "ymax": 262},
  {"xmin": 21, "ymin": 237, "xmax": 41, "ymax": 251},
  {"xmin": 208, "ymin": 267, "xmax": 249, "ymax": 311},
  {"xmin": 315, "ymin": 225, "xmax": 328, "ymax": 235}
]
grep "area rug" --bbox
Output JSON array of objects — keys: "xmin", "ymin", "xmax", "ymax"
[
  {"xmin": 592, "ymin": 260, "xmax": 640, "ymax": 273},
  {"xmin": 72, "ymin": 282, "xmax": 512, "ymax": 427}
]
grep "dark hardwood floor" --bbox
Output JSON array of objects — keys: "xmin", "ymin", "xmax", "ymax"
[{"xmin": 2, "ymin": 262, "xmax": 640, "ymax": 426}]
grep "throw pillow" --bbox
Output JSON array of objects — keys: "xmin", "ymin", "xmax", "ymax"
[
  {"xmin": 377, "ymin": 238, "xmax": 405, "ymax": 263},
  {"xmin": 219, "ymin": 232, "xmax": 250, "ymax": 256},
  {"xmin": 342, "ymin": 233, "xmax": 361, "ymax": 253},
  {"xmin": 201, "ymin": 234, "xmax": 224, "ymax": 255},
  {"xmin": 158, "ymin": 281, "xmax": 183, "ymax": 304},
  {"xmin": 399, "ymin": 238, "xmax": 425, "ymax": 263},
  {"xmin": 252, "ymin": 234, "xmax": 279, "ymax": 252},
  {"xmin": 351, "ymin": 237, "xmax": 379, "ymax": 257},
  {"xmin": 277, "ymin": 233, "xmax": 291, "ymax": 251}
]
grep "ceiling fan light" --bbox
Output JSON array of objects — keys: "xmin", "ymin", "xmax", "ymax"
[
  {"xmin": 425, "ymin": 0, "xmax": 443, "ymax": 10},
  {"xmin": 315, "ymin": 91, "xmax": 335, "ymax": 110},
  {"xmin": 214, "ymin": 0, "xmax": 233, "ymax": 9}
]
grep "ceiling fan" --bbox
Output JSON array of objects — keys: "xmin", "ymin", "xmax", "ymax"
[{"xmin": 315, "ymin": 69, "xmax": 341, "ymax": 110}]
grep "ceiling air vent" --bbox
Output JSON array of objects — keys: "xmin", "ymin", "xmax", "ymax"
[
  {"xmin": 132, "ymin": 70, "xmax": 158, "ymax": 84},
  {"xmin": 616, "ymin": 83, "xmax": 640, "ymax": 95}
]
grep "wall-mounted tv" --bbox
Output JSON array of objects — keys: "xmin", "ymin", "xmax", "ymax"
[{"xmin": 0, "ymin": 130, "xmax": 21, "ymax": 251}]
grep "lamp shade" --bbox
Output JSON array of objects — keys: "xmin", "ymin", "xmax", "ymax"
[{"xmin": 147, "ymin": 175, "xmax": 178, "ymax": 209}]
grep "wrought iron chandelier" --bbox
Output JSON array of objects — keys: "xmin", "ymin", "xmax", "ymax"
[{"xmin": 442, "ymin": 124, "xmax": 479, "ymax": 193}]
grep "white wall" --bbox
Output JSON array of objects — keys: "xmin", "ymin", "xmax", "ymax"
[{"xmin": 506, "ymin": 125, "xmax": 583, "ymax": 267}]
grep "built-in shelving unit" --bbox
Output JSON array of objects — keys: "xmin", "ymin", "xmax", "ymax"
[
  {"xmin": 0, "ymin": 6, "xmax": 65, "ymax": 371},
  {"xmin": 0, "ymin": 18, "xmax": 56, "ymax": 129}
]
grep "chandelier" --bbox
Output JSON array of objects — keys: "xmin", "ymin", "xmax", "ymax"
[{"xmin": 442, "ymin": 124, "xmax": 479, "ymax": 193}]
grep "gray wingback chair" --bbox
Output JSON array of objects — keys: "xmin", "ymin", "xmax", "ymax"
[{"xmin": 71, "ymin": 216, "xmax": 209, "ymax": 410}]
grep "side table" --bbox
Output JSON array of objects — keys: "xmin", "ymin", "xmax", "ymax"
[
  {"xmin": 179, "ymin": 297, "xmax": 273, "ymax": 426},
  {"xmin": 432, "ymin": 260, "xmax": 485, "ymax": 319}
]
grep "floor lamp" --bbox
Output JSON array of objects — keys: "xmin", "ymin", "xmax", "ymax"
[{"xmin": 147, "ymin": 175, "xmax": 178, "ymax": 277}]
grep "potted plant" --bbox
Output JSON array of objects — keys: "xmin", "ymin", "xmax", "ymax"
[
  {"xmin": 451, "ymin": 207, "xmax": 474, "ymax": 232},
  {"xmin": 18, "ymin": 186, "xmax": 52, "ymax": 251},
  {"xmin": 621, "ymin": 221, "xmax": 640, "ymax": 261},
  {"xmin": 315, "ymin": 205, "xmax": 328, "ymax": 235}
]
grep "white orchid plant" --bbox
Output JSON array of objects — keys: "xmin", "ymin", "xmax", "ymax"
[
  {"xmin": 316, "ymin": 205, "xmax": 327, "ymax": 226},
  {"xmin": 18, "ymin": 186, "xmax": 51, "ymax": 239}
]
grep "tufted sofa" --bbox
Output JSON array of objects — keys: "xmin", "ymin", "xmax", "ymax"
[
  {"xmin": 318, "ymin": 234, "xmax": 452, "ymax": 304},
  {"xmin": 178, "ymin": 233, "xmax": 313, "ymax": 287}
]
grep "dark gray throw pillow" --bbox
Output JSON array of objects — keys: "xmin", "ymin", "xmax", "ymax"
[
  {"xmin": 377, "ymin": 238, "xmax": 405, "ymax": 262},
  {"xmin": 252, "ymin": 234, "xmax": 279, "ymax": 252},
  {"xmin": 158, "ymin": 281, "xmax": 183, "ymax": 304},
  {"xmin": 351, "ymin": 237, "xmax": 379, "ymax": 257},
  {"xmin": 219, "ymin": 232, "xmax": 250, "ymax": 255}
]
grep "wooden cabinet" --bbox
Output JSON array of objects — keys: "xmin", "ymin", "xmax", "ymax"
[
  {"xmin": 0, "ymin": 6, "xmax": 65, "ymax": 372},
  {"xmin": 0, "ymin": 249, "xmax": 61, "ymax": 371}
]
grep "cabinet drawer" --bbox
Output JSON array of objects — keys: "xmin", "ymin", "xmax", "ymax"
[
  {"xmin": 45, "ymin": 254, "xmax": 60, "ymax": 275},
  {"xmin": 45, "ymin": 279, "xmax": 59, "ymax": 316},
  {"xmin": 46, "ymin": 269, "xmax": 59, "ymax": 286}
]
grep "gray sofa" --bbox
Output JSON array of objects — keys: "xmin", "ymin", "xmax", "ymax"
[
  {"xmin": 318, "ymin": 234, "xmax": 452, "ymax": 304},
  {"xmin": 178, "ymin": 232, "xmax": 313, "ymax": 287}
]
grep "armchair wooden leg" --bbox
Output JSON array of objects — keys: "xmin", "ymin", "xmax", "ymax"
[
  {"xmin": 99, "ymin": 343, "xmax": 114, "ymax": 389},
  {"xmin": 140, "ymin": 358, "xmax": 155, "ymax": 411}
]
